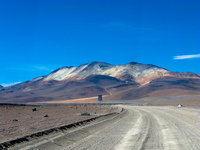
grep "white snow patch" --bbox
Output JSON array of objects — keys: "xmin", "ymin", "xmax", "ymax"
[
  {"xmin": 30, "ymin": 77, "xmax": 43, "ymax": 82},
  {"xmin": 102, "ymin": 65, "xmax": 128, "ymax": 76},
  {"xmin": 44, "ymin": 67, "xmax": 76, "ymax": 81}
]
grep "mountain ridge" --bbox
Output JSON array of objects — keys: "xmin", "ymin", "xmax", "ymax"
[
  {"xmin": 0, "ymin": 61, "xmax": 199, "ymax": 103},
  {"xmin": 43, "ymin": 61, "xmax": 199, "ymax": 85}
]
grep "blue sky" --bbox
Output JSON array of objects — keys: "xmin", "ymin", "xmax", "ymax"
[{"xmin": 0, "ymin": 0, "xmax": 199, "ymax": 86}]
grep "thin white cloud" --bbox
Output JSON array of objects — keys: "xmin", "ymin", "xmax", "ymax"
[
  {"xmin": 7, "ymin": 65, "xmax": 54, "ymax": 72},
  {"xmin": 174, "ymin": 54, "xmax": 200, "ymax": 60},
  {"xmin": 1, "ymin": 82, "xmax": 21, "ymax": 87},
  {"xmin": 34, "ymin": 66, "xmax": 53, "ymax": 71}
]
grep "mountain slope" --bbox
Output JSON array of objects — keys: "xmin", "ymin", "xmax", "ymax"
[
  {"xmin": 105, "ymin": 77, "xmax": 200, "ymax": 100},
  {"xmin": 0, "ymin": 61, "xmax": 199, "ymax": 103},
  {"xmin": 42, "ymin": 61, "xmax": 169, "ymax": 85}
]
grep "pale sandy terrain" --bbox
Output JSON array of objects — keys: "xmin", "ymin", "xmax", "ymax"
[
  {"xmin": 34, "ymin": 94, "xmax": 200, "ymax": 107},
  {"xmin": 0, "ymin": 104, "xmax": 117, "ymax": 144},
  {"xmin": 4, "ymin": 105, "xmax": 200, "ymax": 150},
  {"xmin": 139, "ymin": 95, "xmax": 200, "ymax": 107}
]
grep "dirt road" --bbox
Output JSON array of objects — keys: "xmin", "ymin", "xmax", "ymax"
[{"xmin": 9, "ymin": 106, "xmax": 200, "ymax": 150}]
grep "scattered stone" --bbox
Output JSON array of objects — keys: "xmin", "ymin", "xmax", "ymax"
[
  {"xmin": 1, "ymin": 129, "xmax": 5, "ymax": 132},
  {"xmin": 29, "ymin": 127, "xmax": 35, "ymax": 130},
  {"xmin": 13, "ymin": 119, "xmax": 18, "ymax": 121},
  {"xmin": 81, "ymin": 112, "xmax": 90, "ymax": 116},
  {"xmin": 32, "ymin": 108, "xmax": 37, "ymax": 112},
  {"xmin": 5, "ymin": 107, "xmax": 8, "ymax": 109},
  {"xmin": 44, "ymin": 115, "xmax": 49, "ymax": 117}
]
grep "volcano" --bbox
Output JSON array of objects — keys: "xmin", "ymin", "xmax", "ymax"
[{"xmin": 0, "ymin": 61, "xmax": 200, "ymax": 103}]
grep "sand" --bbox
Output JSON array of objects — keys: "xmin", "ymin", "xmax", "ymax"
[{"xmin": 0, "ymin": 104, "xmax": 117, "ymax": 144}]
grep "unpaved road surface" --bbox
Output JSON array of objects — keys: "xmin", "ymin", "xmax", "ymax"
[{"xmin": 9, "ymin": 106, "xmax": 200, "ymax": 150}]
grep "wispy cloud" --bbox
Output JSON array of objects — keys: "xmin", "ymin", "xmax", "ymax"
[
  {"xmin": 173, "ymin": 54, "xmax": 200, "ymax": 60},
  {"xmin": 1, "ymin": 82, "xmax": 21, "ymax": 87},
  {"xmin": 34, "ymin": 66, "xmax": 53, "ymax": 71},
  {"xmin": 7, "ymin": 65, "xmax": 54, "ymax": 72}
]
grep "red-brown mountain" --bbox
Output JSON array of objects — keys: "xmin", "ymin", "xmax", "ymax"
[{"xmin": 0, "ymin": 61, "xmax": 200, "ymax": 103}]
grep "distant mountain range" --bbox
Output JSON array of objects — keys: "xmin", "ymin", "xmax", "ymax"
[{"xmin": 0, "ymin": 61, "xmax": 200, "ymax": 103}]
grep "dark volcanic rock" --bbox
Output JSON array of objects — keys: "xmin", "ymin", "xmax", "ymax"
[
  {"xmin": 31, "ymin": 108, "xmax": 37, "ymax": 112},
  {"xmin": 85, "ymin": 75, "xmax": 122, "ymax": 86},
  {"xmin": 81, "ymin": 112, "xmax": 90, "ymax": 116}
]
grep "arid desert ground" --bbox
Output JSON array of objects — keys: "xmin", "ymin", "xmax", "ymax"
[
  {"xmin": 0, "ymin": 104, "xmax": 118, "ymax": 146},
  {"xmin": 0, "ymin": 103, "xmax": 200, "ymax": 150}
]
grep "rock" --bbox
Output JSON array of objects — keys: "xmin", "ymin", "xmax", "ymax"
[
  {"xmin": 178, "ymin": 104, "xmax": 182, "ymax": 108},
  {"xmin": 13, "ymin": 119, "xmax": 18, "ymax": 121},
  {"xmin": 32, "ymin": 108, "xmax": 37, "ymax": 112},
  {"xmin": 81, "ymin": 112, "xmax": 90, "ymax": 116},
  {"xmin": 44, "ymin": 115, "xmax": 49, "ymax": 117}
]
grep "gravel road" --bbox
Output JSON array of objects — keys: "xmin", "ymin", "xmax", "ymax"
[{"xmin": 9, "ymin": 105, "xmax": 200, "ymax": 150}]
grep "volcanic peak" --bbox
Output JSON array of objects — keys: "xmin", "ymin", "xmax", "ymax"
[
  {"xmin": 42, "ymin": 61, "xmax": 200, "ymax": 86},
  {"xmin": 1, "ymin": 61, "xmax": 200, "ymax": 104}
]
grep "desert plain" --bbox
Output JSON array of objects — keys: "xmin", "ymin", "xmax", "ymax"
[
  {"xmin": 1, "ymin": 61, "xmax": 199, "ymax": 149},
  {"xmin": 0, "ymin": 104, "xmax": 118, "ymax": 147},
  {"xmin": 0, "ymin": 97, "xmax": 199, "ymax": 150}
]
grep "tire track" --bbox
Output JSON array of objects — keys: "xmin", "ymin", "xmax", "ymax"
[
  {"xmin": 6, "ymin": 106, "xmax": 199, "ymax": 150},
  {"xmin": 114, "ymin": 109, "xmax": 143, "ymax": 150},
  {"xmin": 135, "ymin": 108, "xmax": 164, "ymax": 150},
  {"xmin": 139, "ymin": 107, "xmax": 200, "ymax": 150},
  {"xmin": 66, "ymin": 107, "xmax": 139, "ymax": 150},
  {"xmin": 154, "ymin": 109, "xmax": 200, "ymax": 150}
]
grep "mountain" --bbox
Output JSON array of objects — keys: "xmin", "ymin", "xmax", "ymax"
[
  {"xmin": 0, "ymin": 61, "xmax": 200, "ymax": 103},
  {"xmin": 0, "ymin": 85, "xmax": 3, "ymax": 88}
]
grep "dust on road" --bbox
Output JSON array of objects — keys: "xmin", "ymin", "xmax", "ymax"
[{"xmin": 8, "ymin": 106, "xmax": 200, "ymax": 150}]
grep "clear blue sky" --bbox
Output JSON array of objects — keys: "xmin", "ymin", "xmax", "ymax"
[{"xmin": 0, "ymin": 0, "xmax": 199, "ymax": 86}]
